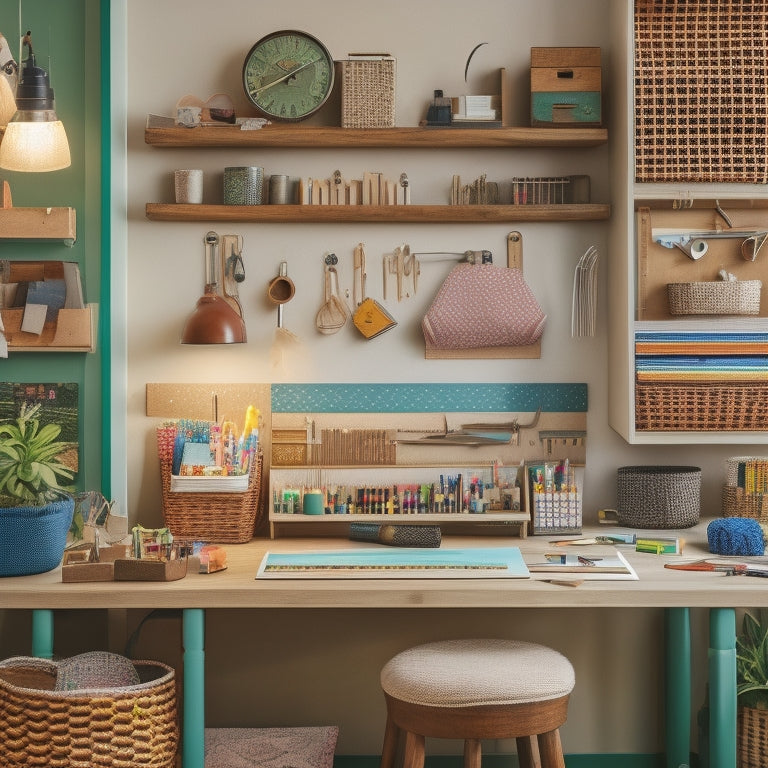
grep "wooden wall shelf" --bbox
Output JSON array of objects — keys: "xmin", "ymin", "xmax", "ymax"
[
  {"xmin": 145, "ymin": 202, "xmax": 610, "ymax": 224},
  {"xmin": 0, "ymin": 207, "xmax": 76, "ymax": 243},
  {"xmin": 145, "ymin": 124, "xmax": 608, "ymax": 149}
]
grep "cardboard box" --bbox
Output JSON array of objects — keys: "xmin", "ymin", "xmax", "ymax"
[{"xmin": 531, "ymin": 47, "xmax": 602, "ymax": 127}]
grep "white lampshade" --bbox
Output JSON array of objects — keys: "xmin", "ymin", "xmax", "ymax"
[
  {"xmin": 0, "ymin": 75, "xmax": 16, "ymax": 127},
  {"xmin": 0, "ymin": 111, "xmax": 70, "ymax": 171}
]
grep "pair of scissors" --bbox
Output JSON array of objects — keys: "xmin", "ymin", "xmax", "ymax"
[{"xmin": 664, "ymin": 560, "xmax": 768, "ymax": 577}]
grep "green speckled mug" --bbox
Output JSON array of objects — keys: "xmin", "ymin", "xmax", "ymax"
[{"xmin": 223, "ymin": 166, "xmax": 263, "ymax": 205}]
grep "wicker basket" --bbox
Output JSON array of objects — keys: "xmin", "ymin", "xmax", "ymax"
[
  {"xmin": 723, "ymin": 485, "xmax": 768, "ymax": 523},
  {"xmin": 0, "ymin": 656, "xmax": 177, "ymax": 768},
  {"xmin": 738, "ymin": 706, "xmax": 768, "ymax": 768},
  {"xmin": 635, "ymin": 383, "xmax": 768, "ymax": 431},
  {"xmin": 159, "ymin": 451, "xmax": 263, "ymax": 543},
  {"xmin": 634, "ymin": 0, "xmax": 768, "ymax": 183},
  {"xmin": 667, "ymin": 280, "xmax": 762, "ymax": 316},
  {"xmin": 617, "ymin": 465, "xmax": 701, "ymax": 528},
  {"xmin": 340, "ymin": 57, "xmax": 395, "ymax": 128}
]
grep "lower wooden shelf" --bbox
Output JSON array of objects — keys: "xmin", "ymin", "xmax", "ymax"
[
  {"xmin": 145, "ymin": 202, "xmax": 611, "ymax": 224},
  {"xmin": 1, "ymin": 304, "xmax": 96, "ymax": 352}
]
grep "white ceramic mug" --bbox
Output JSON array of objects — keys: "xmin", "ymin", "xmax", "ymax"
[{"xmin": 174, "ymin": 169, "xmax": 203, "ymax": 204}]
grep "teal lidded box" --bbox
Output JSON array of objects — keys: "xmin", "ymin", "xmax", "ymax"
[{"xmin": 530, "ymin": 47, "xmax": 602, "ymax": 127}]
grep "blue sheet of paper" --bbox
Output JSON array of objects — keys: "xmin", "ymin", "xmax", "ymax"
[{"xmin": 257, "ymin": 547, "xmax": 529, "ymax": 579}]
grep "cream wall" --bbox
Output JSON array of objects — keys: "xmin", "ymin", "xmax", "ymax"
[{"xmin": 123, "ymin": 0, "xmax": 736, "ymax": 756}]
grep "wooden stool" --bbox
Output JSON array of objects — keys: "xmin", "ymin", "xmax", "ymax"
[{"xmin": 379, "ymin": 638, "xmax": 574, "ymax": 768}]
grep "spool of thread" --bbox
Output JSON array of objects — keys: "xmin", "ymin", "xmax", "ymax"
[
  {"xmin": 223, "ymin": 166, "xmax": 263, "ymax": 205},
  {"xmin": 269, "ymin": 174, "xmax": 294, "ymax": 204},
  {"xmin": 303, "ymin": 490, "xmax": 325, "ymax": 516},
  {"xmin": 707, "ymin": 517, "xmax": 765, "ymax": 556}
]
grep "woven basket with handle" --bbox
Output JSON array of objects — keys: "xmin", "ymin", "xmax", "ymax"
[{"xmin": 0, "ymin": 656, "xmax": 177, "ymax": 768}]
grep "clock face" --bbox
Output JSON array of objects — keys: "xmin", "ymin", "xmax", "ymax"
[{"xmin": 242, "ymin": 30, "xmax": 334, "ymax": 122}]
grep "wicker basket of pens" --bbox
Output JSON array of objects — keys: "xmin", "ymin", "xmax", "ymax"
[
  {"xmin": 156, "ymin": 425, "xmax": 264, "ymax": 543},
  {"xmin": 617, "ymin": 465, "xmax": 701, "ymax": 529},
  {"xmin": 722, "ymin": 456, "xmax": 768, "ymax": 523}
]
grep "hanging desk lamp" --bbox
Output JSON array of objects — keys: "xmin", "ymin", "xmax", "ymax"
[
  {"xmin": 182, "ymin": 231, "xmax": 247, "ymax": 344},
  {"xmin": 0, "ymin": 30, "xmax": 70, "ymax": 172}
]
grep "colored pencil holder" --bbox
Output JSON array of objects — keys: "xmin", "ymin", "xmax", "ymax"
[{"xmin": 617, "ymin": 465, "xmax": 701, "ymax": 529}]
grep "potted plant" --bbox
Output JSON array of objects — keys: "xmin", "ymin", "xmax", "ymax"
[
  {"xmin": 737, "ymin": 610, "xmax": 768, "ymax": 768},
  {"xmin": 0, "ymin": 401, "xmax": 76, "ymax": 577}
]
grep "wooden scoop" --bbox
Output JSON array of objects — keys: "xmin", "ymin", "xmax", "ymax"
[{"xmin": 315, "ymin": 265, "xmax": 348, "ymax": 335}]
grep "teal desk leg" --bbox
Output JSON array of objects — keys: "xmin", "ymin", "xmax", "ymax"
[
  {"xmin": 709, "ymin": 608, "xmax": 736, "ymax": 768},
  {"xmin": 665, "ymin": 607, "xmax": 691, "ymax": 768},
  {"xmin": 183, "ymin": 608, "xmax": 205, "ymax": 768},
  {"xmin": 31, "ymin": 609, "xmax": 54, "ymax": 659}
]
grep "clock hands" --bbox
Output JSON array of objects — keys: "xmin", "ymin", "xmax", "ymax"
[{"xmin": 252, "ymin": 57, "xmax": 322, "ymax": 96}]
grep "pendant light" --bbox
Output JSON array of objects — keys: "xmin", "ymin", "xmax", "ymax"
[
  {"xmin": 0, "ymin": 31, "xmax": 70, "ymax": 172},
  {"xmin": 181, "ymin": 231, "xmax": 247, "ymax": 344}
]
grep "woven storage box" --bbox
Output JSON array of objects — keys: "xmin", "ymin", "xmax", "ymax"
[
  {"xmin": 159, "ymin": 451, "xmax": 263, "ymax": 543},
  {"xmin": 340, "ymin": 57, "xmax": 395, "ymax": 128},
  {"xmin": 0, "ymin": 496, "xmax": 74, "ymax": 577},
  {"xmin": 634, "ymin": 0, "xmax": 768, "ymax": 183},
  {"xmin": 723, "ymin": 486, "xmax": 768, "ymax": 523},
  {"xmin": 617, "ymin": 465, "xmax": 701, "ymax": 528},
  {"xmin": 636, "ymin": 383, "xmax": 768, "ymax": 431},
  {"xmin": 738, "ymin": 706, "xmax": 768, "ymax": 768},
  {"xmin": 0, "ymin": 656, "xmax": 177, "ymax": 767},
  {"xmin": 667, "ymin": 280, "xmax": 762, "ymax": 316}
]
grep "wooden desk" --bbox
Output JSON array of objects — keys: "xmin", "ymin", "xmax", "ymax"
[{"xmin": 1, "ymin": 524, "xmax": 761, "ymax": 768}]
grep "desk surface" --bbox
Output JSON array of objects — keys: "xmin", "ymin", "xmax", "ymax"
[{"xmin": 2, "ymin": 523, "xmax": 767, "ymax": 610}]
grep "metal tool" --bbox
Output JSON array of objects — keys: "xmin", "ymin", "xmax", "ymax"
[{"xmin": 652, "ymin": 204, "xmax": 768, "ymax": 261}]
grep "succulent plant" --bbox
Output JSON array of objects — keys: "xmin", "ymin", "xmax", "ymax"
[{"xmin": 0, "ymin": 402, "xmax": 75, "ymax": 507}]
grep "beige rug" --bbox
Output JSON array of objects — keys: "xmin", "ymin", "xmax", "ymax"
[{"xmin": 205, "ymin": 726, "xmax": 338, "ymax": 768}]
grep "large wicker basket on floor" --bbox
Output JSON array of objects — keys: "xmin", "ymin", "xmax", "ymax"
[
  {"xmin": 0, "ymin": 656, "xmax": 178, "ymax": 768},
  {"xmin": 738, "ymin": 706, "xmax": 768, "ymax": 768},
  {"xmin": 159, "ymin": 450, "xmax": 263, "ymax": 543}
]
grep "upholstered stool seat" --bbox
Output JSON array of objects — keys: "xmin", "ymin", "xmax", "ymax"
[{"xmin": 379, "ymin": 638, "xmax": 575, "ymax": 768}]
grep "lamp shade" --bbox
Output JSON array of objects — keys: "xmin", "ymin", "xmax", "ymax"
[
  {"xmin": 0, "ymin": 113, "xmax": 70, "ymax": 171},
  {"xmin": 181, "ymin": 291, "xmax": 247, "ymax": 344}
]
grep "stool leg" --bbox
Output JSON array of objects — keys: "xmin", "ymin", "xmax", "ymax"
[
  {"xmin": 516, "ymin": 736, "xmax": 541, "ymax": 768},
  {"xmin": 464, "ymin": 738, "xmax": 482, "ymax": 768},
  {"xmin": 537, "ymin": 729, "xmax": 565, "ymax": 768},
  {"xmin": 403, "ymin": 731, "xmax": 425, "ymax": 768},
  {"xmin": 380, "ymin": 715, "xmax": 400, "ymax": 768}
]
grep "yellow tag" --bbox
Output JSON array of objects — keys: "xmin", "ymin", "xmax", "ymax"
[{"xmin": 352, "ymin": 297, "xmax": 397, "ymax": 339}]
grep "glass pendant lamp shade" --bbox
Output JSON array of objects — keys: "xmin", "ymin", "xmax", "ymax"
[
  {"xmin": 0, "ymin": 113, "xmax": 70, "ymax": 171},
  {"xmin": 0, "ymin": 31, "xmax": 71, "ymax": 172}
]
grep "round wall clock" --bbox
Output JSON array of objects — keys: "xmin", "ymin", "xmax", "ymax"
[{"xmin": 242, "ymin": 30, "xmax": 334, "ymax": 122}]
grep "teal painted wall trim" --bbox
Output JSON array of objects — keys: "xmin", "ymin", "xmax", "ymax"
[
  {"xmin": 99, "ymin": 0, "xmax": 111, "ymax": 497},
  {"xmin": 271, "ymin": 383, "xmax": 588, "ymax": 413},
  {"xmin": 333, "ymin": 755, "xmax": 667, "ymax": 767}
]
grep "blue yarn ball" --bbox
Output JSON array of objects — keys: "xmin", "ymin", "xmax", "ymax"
[{"xmin": 707, "ymin": 518, "xmax": 765, "ymax": 557}]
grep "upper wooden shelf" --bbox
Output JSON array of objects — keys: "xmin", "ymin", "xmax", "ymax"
[
  {"xmin": 0, "ymin": 207, "xmax": 76, "ymax": 243},
  {"xmin": 145, "ymin": 203, "xmax": 611, "ymax": 224},
  {"xmin": 144, "ymin": 124, "xmax": 609, "ymax": 149}
]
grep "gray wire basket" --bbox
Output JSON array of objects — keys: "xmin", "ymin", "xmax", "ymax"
[{"xmin": 617, "ymin": 466, "xmax": 701, "ymax": 529}]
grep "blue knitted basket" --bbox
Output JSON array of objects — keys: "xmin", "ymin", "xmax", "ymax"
[{"xmin": 0, "ymin": 496, "xmax": 75, "ymax": 577}]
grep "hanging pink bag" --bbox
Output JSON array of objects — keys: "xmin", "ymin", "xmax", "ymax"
[{"xmin": 422, "ymin": 263, "xmax": 546, "ymax": 349}]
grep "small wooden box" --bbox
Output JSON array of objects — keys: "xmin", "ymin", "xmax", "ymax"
[{"xmin": 531, "ymin": 47, "xmax": 602, "ymax": 127}]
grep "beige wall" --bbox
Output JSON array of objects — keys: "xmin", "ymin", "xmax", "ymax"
[{"xmin": 123, "ymin": 0, "xmax": 726, "ymax": 755}]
